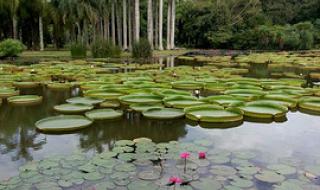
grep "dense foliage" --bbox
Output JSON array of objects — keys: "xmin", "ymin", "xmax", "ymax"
[
  {"xmin": 132, "ymin": 38, "xmax": 153, "ymax": 58},
  {"xmin": 0, "ymin": 39, "xmax": 25, "ymax": 58},
  {"xmin": 176, "ymin": 0, "xmax": 320, "ymax": 50},
  {"xmin": 0, "ymin": 0, "xmax": 319, "ymax": 50},
  {"xmin": 91, "ymin": 40, "xmax": 121, "ymax": 58},
  {"xmin": 70, "ymin": 43, "xmax": 87, "ymax": 59}
]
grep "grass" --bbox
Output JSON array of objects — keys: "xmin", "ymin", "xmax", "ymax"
[{"xmin": 21, "ymin": 49, "xmax": 190, "ymax": 59}]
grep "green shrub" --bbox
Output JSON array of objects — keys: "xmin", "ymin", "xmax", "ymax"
[
  {"xmin": 70, "ymin": 43, "xmax": 87, "ymax": 58},
  {"xmin": 91, "ymin": 40, "xmax": 121, "ymax": 58},
  {"xmin": 132, "ymin": 38, "xmax": 152, "ymax": 59},
  {"xmin": 0, "ymin": 39, "xmax": 25, "ymax": 58}
]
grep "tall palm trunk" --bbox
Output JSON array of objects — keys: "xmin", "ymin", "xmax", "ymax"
[
  {"xmin": 147, "ymin": 0, "xmax": 154, "ymax": 49},
  {"xmin": 116, "ymin": 3, "xmax": 122, "ymax": 47},
  {"xmin": 39, "ymin": 16, "xmax": 44, "ymax": 51},
  {"xmin": 104, "ymin": 16, "xmax": 110, "ymax": 41},
  {"xmin": 128, "ymin": 0, "xmax": 132, "ymax": 49},
  {"xmin": 170, "ymin": 0, "xmax": 175, "ymax": 49},
  {"xmin": 166, "ymin": 0, "xmax": 172, "ymax": 50},
  {"xmin": 13, "ymin": 16, "xmax": 18, "ymax": 39},
  {"xmin": 134, "ymin": 0, "xmax": 140, "ymax": 42},
  {"xmin": 111, "ymin": 0, "xmax": 116, "ymax": 45},
  {"xmin": 158, "ymin": 0, "xmax": 164, "ymax": 50},
  {"xmin": 154, "ymin": 0, "xmax": 159, "ymax": 49},
  {"xmin": 122, "ymin": 0, "xmax": 128, "ymax": 50}
]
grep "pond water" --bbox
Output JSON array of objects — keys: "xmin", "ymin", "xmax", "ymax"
[
  {"xmin": 1, "ymin": 55, "xmax": 320, "ymax": 189},
  {"xmin": 1, "ymin": 87, "xmax": 320, "ymax": 189}
]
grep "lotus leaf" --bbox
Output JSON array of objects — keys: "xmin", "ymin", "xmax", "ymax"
[
  {"xmin": 7, "ymin": 95, "xmax": 42, "ymax": 106},
  {"xmin": 85, "ymin": 109, "xmax": 123, "ymax": 120},
  {"xmin": 184, "ymin": 105, "xmax": 243, "ymax": 123},
  {"xmin": 35, "ymin": 115, "xmax": 93, "ymax": 132},
  {"xmin": 54, "ymin": 103, "xmax": 94, "ymax": 114},
  {"xmin": 142, "ymin": 108, "xmax": 185, "ymax": 119}
]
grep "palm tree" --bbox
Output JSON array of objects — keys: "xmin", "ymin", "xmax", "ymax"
[
  {"xmin": 170, "ymin": 0, "xmax": 176, "ymax": 49},
  {"xmin": 39, "ymin": 0, "xmax": 46, "ymax": 51},
  {"xmin": 111, "ymin": 0, "xmax": 116, "ymax": 44},
  {"xmin": 147, "ymin": 0, "xmax": 154, "ymax": 49},
  {"xmin": 0, "ymin": 0, "xmax": 20, "ymax": 39},
  {"xmin": 158, "ymin": 0, "xmax": 164, "ymax": 50},
  {"xmin": 134, "ymin": 0, "xmax": 140, "ymax": 42},
  {"xmin": 122, "ymin": 0, "xmax": 128, "ymax": 50},
  {"xmin": 167, "ymin": 0, "xmax": 172, "ymax": 49}
]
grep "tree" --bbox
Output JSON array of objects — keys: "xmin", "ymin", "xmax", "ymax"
[
  {"xmin": 134, "ymin": 0, "xmax": 140, "ymax": 42},
  {"xmin": 158, "ymin": 0, "xmax": 164, "ymax": 50},
  {"xmin": 123, "ymin": 0, "xmax": 128, "ymax": 50},
  {"xmin": 147, "ymin": 0, "xmax": 154, "ymax": 49}
]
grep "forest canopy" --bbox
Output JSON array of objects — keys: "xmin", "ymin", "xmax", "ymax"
[{"xmin": 0, "ymin": 0, "xmax": 319, "ymax": 51}]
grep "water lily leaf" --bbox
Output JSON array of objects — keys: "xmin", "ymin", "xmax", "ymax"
[
  {"xmin": 210, "ymin": 165, "xmax": 237, "ymax": 176},
  {"xmin": 254, "ymin": 170, "xmax": 285, "ymax": 183},
  {"xmin": 138, "ymin": 170, "xmax": 161, "ymax": 180},
  {"xmin": 233, "ymin": 151, "xmax": 256, "ymax": 160},
  {"xmin": 267, "ymin": 164, "xmax": 297, "ymax": 175},
  {"xmin": 79, "ymin": 163, "xmax": 97, "ymax": 173},
  {"xmin": 230, "ymin": 176, "xmax": 253, "ymax": 188},
  {"xmin": 273, "ymin": 181, "xmax": 303, "ymax": 190},
  {"xmin": 191, "ymin": 178, "xmax": 222, "ymax": 190},
  {"xmin": 115, "ymin": 140, "xmax": 135, "ymax": 147},
  {"xmin": 128, "ymin": 180, "xmax": 159, "ymax": 190},
  {"xmin": 93, "ymin": 181, "xmax": 116, "ymax": 190},
  {"xmin": 114, "ymin": 163, "xmax": 136, "ymax": 172},
  {"xmin": 83, "ymin": 171, "xmax": 104, "ymax": 181}
]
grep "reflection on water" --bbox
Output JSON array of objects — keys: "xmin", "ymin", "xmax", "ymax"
[{"xmin": 1, "ymin": 88, "xmax": 320, "ymax": 181}]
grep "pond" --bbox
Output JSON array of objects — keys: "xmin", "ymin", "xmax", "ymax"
[{"xmin": 0, "ymin": 53, "xmax": 320, "ymax": 189}]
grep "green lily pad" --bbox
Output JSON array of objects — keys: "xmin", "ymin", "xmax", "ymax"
[
  {"xmin": 267, "ymin": 164, "xmax": 297, "ymax": 175},
  {"xmin": 130, "ymin": 103, "xmax": 164, "ymax": 112},
  {"xmin": 238, "ymin": 101, "xmax": 288, "ymax": 119},
  {"xmin": 164, "ymin": 95, "xmax": 206, "ymax": 108},
  {"xmin": 254, "ymin": 170, "xmax": 285, "ymax": 183},
  {"xmin": 114, "ymin": 163, "xmax": 136, "ymax": 172},
  {"xmin": 92, "ymin": 181, "xmax": 116, "ymax": 190},
  {"xmin": 191, "ymin": 178, "xmax": 222, "ymax": 190},
  {"xmin": 273, "ymin": 181, "xmax": 303, "ymax": 190},
  {"xmin": 115, "ymin": 140, "xmax": 135, "ymax": 147},
  {"xmin": 142, "ymin": 108, "xmax": 185, "ymax": 120},
  {"xmin": 66, "ymin": 96, "xmax": 104, "ymax": 105},
  {"xmin": 184, "ymin": 105, "xmax": 243, "ymax": 123},
  {"xmin": 7, "ymin": 95, "xmax": 43, "ymax": 106},
  {"xmin": 210, "ymin": 165, "xmax": 237, "ymax": 176},
  {"xmin": 54, "ymin": 103, "xmax": 94, "ymax": 114},
  {"xmin": 83, "ymin": 172, "xmax": 104, "ymax": 181},
  {"xmin": 119, "ymin": 94, "xmax": 163, "ymax": 105},
  {"xmin": 35, "ymin": 115, "xmax": 93, "ymax": 132},
  {"xmin": 85, "ymin": 109, "xmax": 123, "ymax": 120},
  {"xmin": 230, "ymin": 176, "xmax": 253, "ymax": 188}
]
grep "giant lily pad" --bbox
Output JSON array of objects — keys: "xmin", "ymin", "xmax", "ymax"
[
  {"xmin": 7, "ymin": 95, "xmax": 42, "ymax": 106},
  {"xmin": 35, "ymin": 115, "xmax": 93, "ymax": 132},
  {"xmin": 85, "ymin": 109, "xmax": 123, "ymax": 120},
  {"xmin": 0, "ymin": 88, "xmax": 19, "ymax": 98},
  {"xmin": 202, "ymin": 95, "xmax": 245, "ymax": 107},
  {"xmin": 164, "ymin": 95, "xmax": 206, "ymax": 108},
  {"xmin": 66, "ymin": 97, "xmax": 104, "ymax": 105},
  {"xmin": 184, "ymin": 105, "xmax": 243, "ymax": 123},
  {"xmin": 298, "ymin": 97, "xmax": 320, "ymax": 114},
  {"xmin": 118, "ymin": 94, "xmax": 163, "ymax": 105},
  {"xmin": 13, "ymin": 81, "xmax": 39, "ymax": 88},
  {"xmin": 142, "ymin": 108, "xmax": 185, "ymax": 120},
  {"xmin": 54, "ymin": 103, "xmax": 94, "ymax": 114},
  {"xmin": 225, "ymin": 89, "xmax": 266, "ymax": 100},
  {"xmin": 238, "ymin": 101, "xmax": 288, "ymax": 119},
  {"xmin": 129, "ymin": 103, "xmax": 164, "ymax": 112},
  {"xmin": 172, "ymin": 81, "xmax": 204, "ymax": 90},
  {"xmin": 254, "ymin": 170, "xmax": 285, "ymax": 183}
]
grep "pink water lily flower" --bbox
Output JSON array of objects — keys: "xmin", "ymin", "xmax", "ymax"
[
  {"xmin": 169, "ymin": 176, "xmax": 183, "ymax": 184},
  {"xmin": 180, "ymin": 152, "xmax": 190, "ymax": 159},
  {"xmin": 198, "ymin": 152, "xmax": 206, "ymax": 159}
]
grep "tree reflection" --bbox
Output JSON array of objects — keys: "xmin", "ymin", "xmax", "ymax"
[
  {"xmin": 0, "ymin": 105, "xmax": 46, "ymax": 162},
  {"xmin": 79, "ymin": 112, "xmax": 188, "ymax": 153}
]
